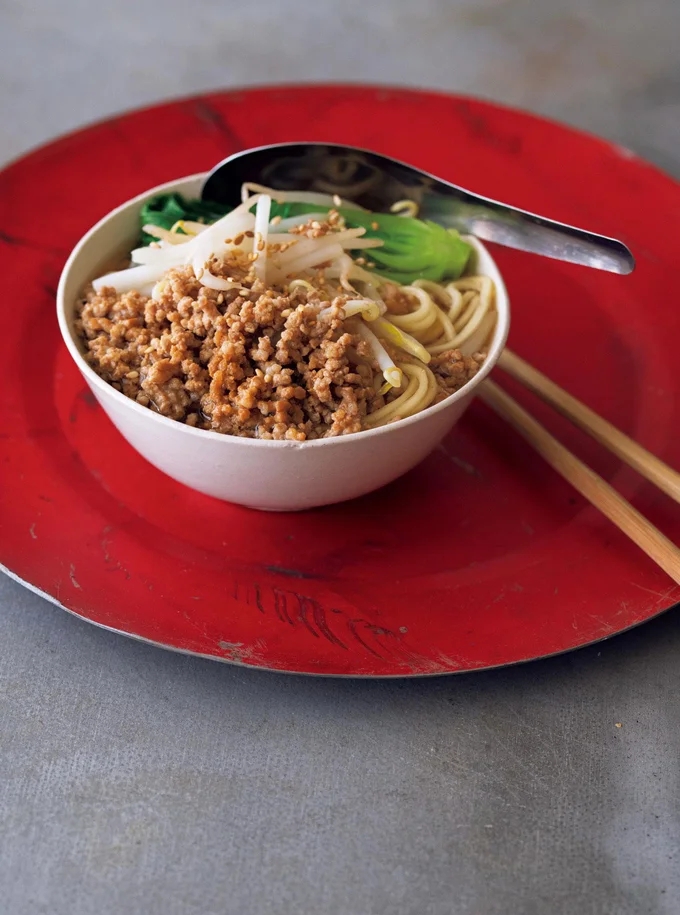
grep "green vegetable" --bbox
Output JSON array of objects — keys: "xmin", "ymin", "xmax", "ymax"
[
  {"xmin": 139, "ymin": 194, "xmax": 231, "ymax": 244},
  {"xmin": 139, "ymin": 194, "xmax": 472, "ymax": 284},
  {"xmin": 268, "ymin": 201, "xmax": 472, "ymax": 284}
]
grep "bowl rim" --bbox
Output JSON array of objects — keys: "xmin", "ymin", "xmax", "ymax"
[{"xmin": 57, "ymin": 173, "xmax": 511, "ymax": 449}]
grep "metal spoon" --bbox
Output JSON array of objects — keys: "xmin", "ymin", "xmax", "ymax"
[{"xmin": 202, "ymin": 142, "xmax": 634, "ymax": 274}]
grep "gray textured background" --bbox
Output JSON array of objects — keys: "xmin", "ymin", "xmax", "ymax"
[{"xmin": 1, "ymin": 2, "xmax": 679, "ymax": 913}]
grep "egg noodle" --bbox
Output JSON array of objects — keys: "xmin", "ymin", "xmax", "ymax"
[{"xmin": 362, "ymin": 273, "xmax": 496, "ymax": 426}]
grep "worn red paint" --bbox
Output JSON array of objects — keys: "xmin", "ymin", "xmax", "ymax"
[{"xmin": 1, "ymin": 85, "xmax": 679, "ymax": 675}]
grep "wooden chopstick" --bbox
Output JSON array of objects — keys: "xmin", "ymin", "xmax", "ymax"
[
  {"xmin": 498, "ymin": 348, "xmax": 680, "ymax": 504},
  {"xmin": 478, "ymin": 379, "xmax": 680, "ymax": 585}
]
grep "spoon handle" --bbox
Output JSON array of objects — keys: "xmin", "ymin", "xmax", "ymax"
[{"xmin": 422, "ymin": 190, "xmax": 634, "ymax": 274}]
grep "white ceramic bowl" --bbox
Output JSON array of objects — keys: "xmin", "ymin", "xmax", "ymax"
[{"xmin": 57, "ymin": 174, "xmax": 510, "ymax": 511}]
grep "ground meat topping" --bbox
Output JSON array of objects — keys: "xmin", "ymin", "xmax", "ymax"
[
  {"xmin": 430, "ymin": 350, "xmax": 485, "ymax": 401},
  {"xmin": 76, "ymin": 259, "xmax": 381, "ymax": 440}
]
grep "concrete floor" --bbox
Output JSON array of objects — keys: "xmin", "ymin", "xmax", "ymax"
[
  {"xmin": 1, "ymin": 2, "xmax": 679, "ymax": 913},
  {"xmin": 3, "ymin": 0, "xmax": 680, "ymax": 177}
]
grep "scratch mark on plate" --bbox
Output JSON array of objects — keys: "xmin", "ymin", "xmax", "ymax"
[
  {"xmin": 273, "ymin": 588, "xmax": 295, "ymax": 625},
  {"xmin": 218, "ymin": 639, "xmax": 267, "ymax": 665},
  {"xmin": 69, "ymin": 564, "xmax": 82, "ymax": 590},
  {"xmin": 266, "ymin": 565, "xmax": 316, "ymax": 580},
  {"xmin": 296, "ymin": 595, "xmax": 320, "ymax": 638},
  {"xmin": 307, "ymin": 597, "xmax": 347, "ymax": 649},
  {"xmin": 191, "ymin": 100, "xmax": 242, "ymax": 151},
  {"xmin": 437, "ymin": 444, "xmax": 481, "ymax": 477},
  {"xmin": 347, "ymin": 618, "xmax": 384, "ymax": 658},
  {"xmin": 630, "ymin": 582, "xmax": 678, "ymax": 603}
]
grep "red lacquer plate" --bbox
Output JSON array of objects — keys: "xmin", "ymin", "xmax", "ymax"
[{"xmin": 1, "ymin": 85, "xmax": 679, "ymax": 676}]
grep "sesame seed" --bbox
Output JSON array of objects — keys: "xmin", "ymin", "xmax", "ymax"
[
  {"xmin": 333, "ymin": 194, "xmax": 342, "ymax": 206},
  {"xmin": 233, "ymin": 233, "xmax": 245, "ymax": 246},
  {"xmin": 270, "ymin": 215, "xmax": 282, "ymax": 226},
  {"xmin": 245, "ymin": 230, "xmax": 255, "ymax": 238},
  {"xmin": 371, "ymin": 221, "xmax": 379, "ymax": 231}
]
